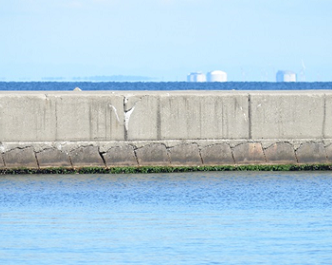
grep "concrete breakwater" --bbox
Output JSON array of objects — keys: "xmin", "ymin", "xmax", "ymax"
[{"xmin": 1, "ymin": 90, "xmax": 332, "ymax": 169}]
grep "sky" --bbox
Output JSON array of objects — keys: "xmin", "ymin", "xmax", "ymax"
[{"xmin": 0, "ymin": 0, "xmax": 331, "ymax": 81}]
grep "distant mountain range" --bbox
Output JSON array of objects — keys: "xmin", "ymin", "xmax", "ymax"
[{"xmin": 41, "ymin": 75, "xmax": 155, "ymax": 82}]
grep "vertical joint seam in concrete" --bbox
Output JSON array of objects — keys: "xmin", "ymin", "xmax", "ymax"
[
  {"xmin": 294, "ymin": 143, "xmax": 300, "ymax": 164},
  {"xmin": 260, "ymin": 142, "xmax": 267, "ymax": 163},
  {"xmin": 1, "ymin": 153, "xmax": 6, "ymax": 167},
  {"xmin": 248, "ymin": 94, "xmax": 252, "ymax": 139},
  {"xmin": 34, "ymin": 150, "xmax": 40, "ymax": 169},
  {"xmin": 323, "ymin": 94, "xmax": 326, "ymax": 138},
  {"xmin": 98, "ymin": 147, "xmax": 107, "ymax": 168},
  {"xmin": 133, "ymin": 146, "xmax": 140, "ymax": 166}
]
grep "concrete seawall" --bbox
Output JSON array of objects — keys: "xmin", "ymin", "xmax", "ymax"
[{"xmin": 1, "ymin": 90, "xmax": 332, "ymax": 168}]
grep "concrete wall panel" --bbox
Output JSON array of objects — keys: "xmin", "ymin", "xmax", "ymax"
[
  {"xmin": 126, "ymin": 95, "xmax": 159, "ymax": 140},
  {"xmin": 264, "ymin": 142, "xmax": 297, "ymax": 164},
  {"xmin": 103, "ymin": 145, "xmax": 137, "ymax": 167},
  {"xmin": 3, "ymin": 147, "xmax": 38, "ymax": 168},
  {"xmin": 251, "ymin": 93, "xmax": 325, "ymax": 139},
  {"xmin": 325, "ymin": 144, "xmax": 332, "ymax": 163},
  {"xmin": 36, "ymin": 149, "xmax": 71, "ymax": 168},
  {"xmin": 1, "ymin": 91, "xmax": 332, "ymax": 167},
  {"xmin": 0, "ymin": 154, "xmax": 4, "ymax": 167},
  {"xmin": 200, "ymin": 143, "xmax": 234, "ymax": 165},
  {"xmin": 324, "ymin": 94, "xmax": 332, "ymax": 138},
  {"xmin": 169, "ymin": 143, "xmax": 202, "ymax": 166},
  {"xmin": 295, "ymin": 142, "xmax": 327, "ymax": 164},
  {"xmin": 233, "ymin": 143, "xmax": 266, "ymax": 164},
  {"xmin": 69, "ymin": 146, "xmax": 105, "ymax": 168},
  {"xmin": 135, "ymin": 143, "xmax": 169, "ymax": 166},
  {"xmin": 51, "ymin": 94, "xmax": 124, "ymax": 141}
]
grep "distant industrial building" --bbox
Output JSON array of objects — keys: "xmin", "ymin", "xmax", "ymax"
[
  {"xmin": 206, "ymin": 70, "xmax": 227, "ymax": 82},
  {"xmin": 187, "ymin": 70, "xmax": 227, "ymax": 82},
  {"xmin": 187, "ymin": 72, "xmax": 206, "ymax": 82},
  {"xmin": 276, "ymin": 71, "xmax": 297, "ymax": 82}
]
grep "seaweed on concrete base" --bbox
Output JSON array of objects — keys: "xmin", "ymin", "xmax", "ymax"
[{"xmin": 1, "ymin": 164, "xmax": 332, "ymax": 175}]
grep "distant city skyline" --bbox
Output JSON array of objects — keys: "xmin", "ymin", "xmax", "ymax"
[{"xmin": 1, "ymin": 0, "xmax": 331, "ymax": 82}]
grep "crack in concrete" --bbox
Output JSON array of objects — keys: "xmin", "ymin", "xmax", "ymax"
[
  {"xmin": 229, "ymin": 145, "xmax": 237, "ymax": 164},
  {"xmin": 68, "ymin": 156, "xmax": 74, "ymax": 168},
  {"xmin": 3, "ymin": 146, "xmax": 33, "ymax": 153},
  {"xmin": 230, "ymin": 148, "xmax": 236, "ymax": 164},
  {"xmin": 260, "ymin": 143, "xmax": 267, "ymax": 163},
  {"xmin": 98, "ymin": 147, "xmax": 107, "ymax": 168},
  {"xmin": 34, "ymin": 151, "xmax": 40, "ymax": 169},
  {"xmin": 198, "ymin": 148, "xmax": 204, "ymax": 165},
  {"xmin": 133, "ymin": 148, "xmax": 140, "ymax": 166},
  {"xmin": 262, "ymin": 141, "xmax": 293, "ymax": 150},
  {"xmin": 294, "ymin": 144, "xmax": 301, "ymax": 163}
]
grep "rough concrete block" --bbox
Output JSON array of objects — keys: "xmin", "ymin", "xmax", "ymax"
[
  {"xmin": 126, "ymin": 95, "xmax": 160, "ymax": 140},
  {"xmin": 325, "ymin": 144, "xmax": 332, "ymax": 163},
  {"xmin": 54, "ymin": 94, "xmax": 125, "ymax": 141},
  {"xmin": 159, "ymin": 93, "xmax": 249, "ymax": 140},
  {"xmin": 324, "ymin": 94, "xmax": 332, "ymax": 138},
  {"xmin": 3, "ymin": 147, "xmax": 38, "ymax": 168},
  {"xmin": 69, "ymin": 146, "xmax": 105, "ymax": 168},
  {"xmin": 233, "ymin": 142, "xmax": 265, "ymax": 164},
  {"xmin": 251, "ymin": 92, "xmax": 325, "ymax": 139},
  {"xmin": 36, "ymin": 149, "xmax": 72, "ymax": 168},
  {"xmin": 0, "ymin": 93, "xmax": 125, "ymax": 142},
  {"xmin": 264, "ymin": 142, "xmax": 297, "ymax": 164},
  {"xmin": 200, "ymin": 143, "xmax": 234, "ymax": 165},
  {"xmin": 0, "ymin": 154, "xmax": 5, "ymax": 168},
  {"xmin": 296, "ymin": 142, "xmax": 327, "ymax": 164},
  {"xmin": 220, "ymin": 94, "xmax": 250, "ymax": 139},
  {"xmin": 169, "ymin": 143, "xmax": 202, "ymax": 166},
  {"xmin": 103, "ymin": 145, "xmax": 138, "ymax": 167},
  {"xmin": 135, "ymin": 143, "xmax": 170, "ymax": 166}
]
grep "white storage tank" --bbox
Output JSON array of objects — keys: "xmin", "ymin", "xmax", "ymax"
[
  {"xmin": 276, "ymin": 71, "xmax": 297, "ymax": 82},
  {"xmin": 187, "ymin": 72, "xmax": 206, "ymax": 82},
  {"xmin": 207, "ymin": 70, "xmax": 227, "ymax": 82}
]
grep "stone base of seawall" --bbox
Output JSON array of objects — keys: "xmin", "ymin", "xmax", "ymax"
[{"xmin": 1, "ymin": 140, "xmax": 332, "ymax": 169}]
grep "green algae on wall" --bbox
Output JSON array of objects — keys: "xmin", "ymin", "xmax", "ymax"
[{"xmin": 1, "ymin": 164, "xmax": 332, "ymax": 175}]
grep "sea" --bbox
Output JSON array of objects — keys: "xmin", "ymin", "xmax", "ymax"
[
  {"xmin": 1, "ymin": 82, "xmax": 332, "ymax": 264},
  {"xmin": 1, "ymin": 172, "xmax": 332, "ymax": 265},
  {"xmin": 0, "ymin": 81, "xmax": 331, "ymax": 91}
]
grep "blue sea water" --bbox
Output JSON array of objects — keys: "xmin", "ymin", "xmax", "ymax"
[
  {"xmin": 1, "ymin": 172, "xmax": 332, "ymax": 265},
  {"xmin": 0, "ymin": 81, "xmax": 331, "ymax": 91}
]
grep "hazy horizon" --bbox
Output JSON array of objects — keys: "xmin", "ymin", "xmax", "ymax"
[{"xmin": 1, "ymin": 0, "xmax": 331, "ymax": 82}]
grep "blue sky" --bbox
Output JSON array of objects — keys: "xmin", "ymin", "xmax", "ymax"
[{"xmin": 0, "ymin": 0, "xmax": 331, "ymax": 81}]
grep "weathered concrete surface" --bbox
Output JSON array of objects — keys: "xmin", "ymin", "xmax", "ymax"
[
  {"xmin": 103, "ymin": 145, "xmax": 137, "ymax": 167},
  {"xmin": 0, "ymin": 154, "xmax": 5, "ymax": 168},
  {"xmin": 233, "ymin": 142, "xmax": 266, "ymax": 164},
  {"xmin": 0, "ymin": 140, "xmax": 331, "ymax": 168},
  {"xmin": 263, "ymin": 142, "xmax": 297, "ymax": 165},
  {"xmin": 1, "ymin": 90, "xmax": 332, "ymax": 168},
  {"xmin": 135, "ymin": 143, "xmax": 169, "ymax": 166},
  {"xmin": 0, "ymin": 93, "xmax": 124, "ymax": 142},
  {"xmin": 36, "ymin": 149, "xmax": 71, "ymax": 168},
  {"xmin": 169, "ymin": 143, "xmax": 202, "ymax": 166},
  {"xmin": 3, "ymin": 147, "xmax": 38, "ymax": 168},
  {"xmin": 1, "ymin": 91, "xmax": 332, "ymax": 141},
  {"xmin": 325, "ymin": 143, "xmax": 332, "ymax": 163},
  {"xmin": 251, "ymin": 93, "xmax": 326, "ymax": 139},
  {"xmin": 69, "ymin": 146, "xmax": 105, "ymax": 168},
  {"xmin": 295, "ymin": 142, "xmax": 328, "ymax": 164},
  {"xmin": 200, "ymin": 143, "xmax": 234, "ymax": 165}
]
